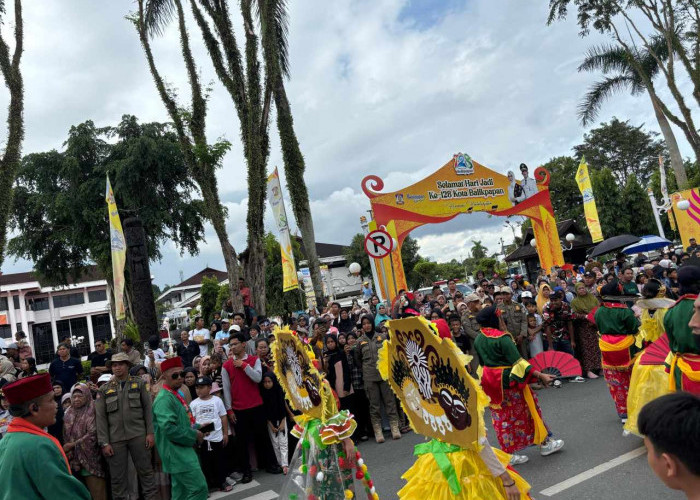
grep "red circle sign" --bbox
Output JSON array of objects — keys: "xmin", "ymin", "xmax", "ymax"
[{"xmin": 364, "ymin": 230, "xmax": 394, "ymax": 258}]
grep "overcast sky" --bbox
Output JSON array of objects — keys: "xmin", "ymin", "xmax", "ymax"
[{"xmin": 0, "ymin": 0, "xmax": 691, "ymax": 287}]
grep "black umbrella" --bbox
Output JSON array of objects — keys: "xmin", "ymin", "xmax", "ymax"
[{"xmin": 590, "ymin": 234, "xmax": 642, "ymax": 258}]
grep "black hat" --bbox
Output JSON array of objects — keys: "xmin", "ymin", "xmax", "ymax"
[
  {"xmin": 678, "ymin": 258, "xmax": 700, "ymax": 295},
  {"xmin": 519, "ymin": 163, "xmax": 528, "ymax": 171},
  {"xmin": 195, "ymin": 376, "xmax": 212, "ymax": 386},
  {"xmin": 583, "ymin": 271, "xmax": 595, "ymax": 278}
]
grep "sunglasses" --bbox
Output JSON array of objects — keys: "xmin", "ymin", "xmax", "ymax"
[{"xmin": 170, "ymin": 371, "xmax": 184, "ymax": 379}]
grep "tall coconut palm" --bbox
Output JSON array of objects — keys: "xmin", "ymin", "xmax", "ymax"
[
  {"xmin": 0, "ymin": 0, "xmax": 24, "ymax": 268},
  {"xmin": 577, "ymin": 41, "xmax": 688, "ymax": 189},
  {"xmin": 256, "ymin": 0, "xmax": 325, "ymax": 307}
]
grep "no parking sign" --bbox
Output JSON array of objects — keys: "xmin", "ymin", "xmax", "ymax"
[{"xmin": 364, "ymin": 229, "xmax": 394, "ymax": 259}]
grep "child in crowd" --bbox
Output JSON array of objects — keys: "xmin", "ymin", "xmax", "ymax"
[
  {"xmin": 209, "ymin": 353, "xmax": 224, "ymax": 388},
  {"xmin": 61, "ymin": 393, "xmax": 72, "ymax": 411},
  {"xmin": 17, "ymin": 357, "xmax": 37, "ymax": 379},
  {"xmin": 261, "ymin": 372, "xmax": 289, "ymax": 475},
  {"xmin": 639, "ymin": 392, "xmax": 700, "ymax": 499},
  {"xmin": 190, "ymin": 376, "xmax": 231, "ymax": 492}
]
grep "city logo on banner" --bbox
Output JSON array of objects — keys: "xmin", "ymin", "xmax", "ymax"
[{"xmin": 453, "ymin": 152, "xmax": 474, "ymax": 175}]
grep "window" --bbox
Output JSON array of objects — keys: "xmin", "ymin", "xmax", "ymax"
[
  {"xmin": 32, "ymin": 323, "xmax": 54, "ymax": 365},
  {"xmin": 56, "ymin": 317, "xmax": 90, "ymax": 357},
  {"xmin": 91, "ymin": 314, "xmax": 112, "ymax": 344},
  {"xmin": 53, "ymin": 292, "xmax": 85, "ymax": 309},
  {"xmin": 26, "ymin": 296, "xmax": 49, "ymax": 311},
  {"xmin": 12, "ymin": 295, "xmax": 19, "ymax": 309},
  {"xmin": 0, "ymin": 297, "xmax": 7, "ymax": 311},
  {"xmin": 0, "ymin": 325, "xmax": 11, "ymax": 339},
  {"xmin": 88, "ymin": 289, "xmax": 107, "ymax": 303}
]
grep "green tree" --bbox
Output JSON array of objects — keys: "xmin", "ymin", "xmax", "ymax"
[
  {"xmin": 543, "ymin": 156, "xmax": 584, "ymax": 225},
  {"xmin": 400, "ymin": 236, "xmax": 422, "ymax": 289},
  {"xmin": 435, "ymin": 261, "xmax": 465, "ymax": 282},
  {"xmin": 199, "ymin": 275, "xmax": 220, "ymax": 325},
  {"xmin": 9, "ymin": 116, "xmax": 205, "ymax": 287},
  {"xmin": 576, "ymin": 40, "xmax": 687, "ymax": 188},
  {"xmin": 344, "ymin": 234, "xmax": 371, "ymax": 280},
  {"xmin": 470, "ymin": 240, "xmax": 488, "ymax": 260},
  {"xmin": 132, "ymin": 0, "xmax": 245, "ymax": 314},
  {"xmin": 264, "ymin": 232, "xmax": 304, "ymax": 316},
  {"xmin": 591, "ymin": 167, "xmax": 630, "ymax": 236},
  {"xmin": 214, "ymin": 284, "xmax": 229, "ymax": 315},
  {"xmin": 0, "ymin": 1, "xmax": 24, "ymax": 268},
  {"xmin": 622, "ymin": 174, "xmax": 657, "ymax": 236},
  {"xmin": 413, "ymin": 260, "xmax": 439, "ymax": 287},
  {"xmin": 573, "ymin": 118, "xmax": 665, "ymax": 185}
]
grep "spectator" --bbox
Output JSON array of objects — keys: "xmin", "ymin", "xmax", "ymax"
[
  {"xmin": 525, "ymin": 301, "xmax": 544, "ymax": 357},
  {"xmin": 639, "ymin": 392, "xmax": 700, "ymax": 499},
  {"xmin": 361, "ymin": 281, "xmax": 373, "ymax": 301},
  {"xmin": 354, "ymin": 315, "xmax": 401, "ymax": 443},
  {"xmin": 260, "ymin": 372, "xmax": 289, "ymax": 475},
  {"xmin": 222, "ymin": 333, "xmax": 281, "ymax": 483},
  {"xmin": 536, "ymin": 282, "xmax": 552, "ymax": 314},
  {"xmin": 144, "ymin": 335, "xmax": 166, "ymax": 369},
  {"xmin": 190, "ymin": 316, "xmax": 211, "ymax": 357},
  {"xmin": 345, "ymin": 332, "xmax": 370, "ymax": 441},
  {"xmin": 3, "ymin": 343, "xmax": 20, "ymax": 369},
  {"xmin": 686, "ymin": 237, "xmax": 698, "ymax": 255},
  {"xmin": 246, "ymin": 325, "xmax": 262, "ymax": 356},
  {"xmin": 216, "ymin": 318, "xmax": 231, "ymax": 342},
  {"xmin": 255, "ymin": 338, "xmax": 272, "ymax": 373},
  {"xmin": 0, "ymin": 357, "xmax": 17, "ymax": 384},
  {"xmin": 324, "ymin": 334, "xmax": 354, "ymax": 411},
  {"xmin": 49, "ymin": 381, "xmax": 66, "ymax": 444},
  {"xmin": 543, "ymin": 291, "xmax": 577, "ymax": 359},
  {"xmin": 182, "ymin": 367, "xmax": 199, "ymax": 402},
  {"xmin": 14, "ymin": 331, "xmax": 32, "ymax": 360},
  {"xmin": 119, "ymin": 338, "xmax": 141, "ymax": 366},
  {"xmin": 61, "ymin": 335, "xmax": 81, "ymax": 359},
  {"xmin": 88, "ymin": 340, "xmax": 112, "ymax": 383},
  {"xmin": 231, "ymin": 312, "xmax": 250, "ymax": 340},
  {"xmin": 17, "ymin": 357, "xmax": 37, "ymax": 379},
  {"xmin": 63, "ymin": 383, "xmax": 107, "ymax": 500},
  {"xmin": 374, "ymin": 303, "xmax": 391, "ymax": 326},
  {"xmin": 460, "ymin": 293, "xmax": 483, "ymax": 374},
  {"xmin": 447, "ymin": 314, "xmax": 470, "ymax": 355},
  {"xmin": 0, "ymin": 388, "xmax": 11, "ymax": 440},
  {"xmin": 49, "ymin": 344, "xmax": 83, "ymax": 390},
  {"xmin": 498, "ymin": 286, "xmax": 528, "ymax": 358},
  {"xmin": 61, "ymin": 393, "xmax": 72, "ymax": 412},
  {"xmin": 190, "ymin": 376, "xmax": 231, "ymax": 492},
  {"xmin": 337, "ymin": 309, "xmax": 355, "ymax": 334},
  {"xmin": 571, "ymin": 282, "xmax": 602, "ymax": 379},
  {"xmin": 209, "ymin": 353, "xmax": 224, "ymax": 388},
  {"xmin": 177, "ymin": 329, "xmax": 199, "ymax": 368}
]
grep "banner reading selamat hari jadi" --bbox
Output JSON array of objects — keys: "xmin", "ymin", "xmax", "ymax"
[
  {"xmin": 267, "ymin": 167, "xmax": 299, "ymax": 292},
  {"xmin": 105, "ymin": 176, "xmax": 127, "ymax": 320},
  {"xmin": 575, "ymin": 157, "xmax": 604, "ymax": 243}
]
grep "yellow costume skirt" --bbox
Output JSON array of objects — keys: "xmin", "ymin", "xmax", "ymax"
[
  {"xmin": 623, "ymin": 356, "xmax": 670, "ymax": 437},
  {"xmin": 399, "ymin": 446, "xmax": 531, "ymax": 499}
]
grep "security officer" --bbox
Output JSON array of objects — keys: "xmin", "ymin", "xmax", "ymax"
[
  {"xmin": 95, "ymin": 352, "xmax": 159, "ymax": 500},
  {"xmin": 460, "ymin": 293, "xmax": 482, "ymax": 375},
  {"xmin": 498, "ymin": 286, "xmax": 529, "ymax": 358}
]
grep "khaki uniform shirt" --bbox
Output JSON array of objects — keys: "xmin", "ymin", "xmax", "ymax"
[
  {"xmin": 96, "ymin": 375, "xmax": 154, "ymax": 446},
  {"xmin": 498, "ymin": 301, "xmax": 527, "ymax": 337},
  {"xmin": 354, "ymin": 333, "xmax": 388, "ymax": 383}
]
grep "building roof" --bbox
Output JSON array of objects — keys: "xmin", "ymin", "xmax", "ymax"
[
  {"xmin": 173, "ymin": 267, "xmax": 228, "ymax": 288},
  {"xmin": 293, "ymin": 237, "xmax": 348, "ymax": 260},
  {"xmin": 504, "ymin": 219, "xmax": 595, "ymax": 263},
  {"xmin": 0, "ymin": 265, "xmax": 104, "ymax": 287}
]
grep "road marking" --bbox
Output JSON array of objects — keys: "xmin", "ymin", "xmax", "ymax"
[
  {"xmin": 539, "ymin": 446, "xmax": 646, "ymax": 497},
  {"xmin": 243, "ymin": 491, "xmax": 278, "ymax": 500},
  {"xmin": 208, "ymin": 480, "xmax": 261, "ymax": 499}
]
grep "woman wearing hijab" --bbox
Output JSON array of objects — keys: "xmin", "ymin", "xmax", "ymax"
[
  {"xmin": 571, "ymin": 282, "xmax": 602, "ymax": 379},
  {"xmin": 63, "ymin": 383, "xmax": 107, "ymax": 500},
  {"xmin": 588, "ymin": 281, "xmax": 641, "ymax": 423},
  {"xmin": 336, "ymin": 309, "xmax": 355, "ymax": 334},
  {"xmin": 182, "ymin": 367, "xmax": 199, "ymax": 402},
  {"xmin": 373, "ymin": 303, "xmax": 391, "ymax": 327},
  {"xmin": 260, "ymin": 372, "xmax": 289, "ymax": 475},
  {"xmin": 324, "ymin": 334, "xmax": 355, "ymax": 412},
  {"xmin": 474, "ymin": 306, "xmax": 563, "ymax": 465},
  {"xmin": 536, "ymin": 282, "xmax": 552, "ymax": 315}
]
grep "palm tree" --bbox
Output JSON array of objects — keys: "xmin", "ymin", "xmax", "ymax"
[
  {"xmin": 257, "ymin": 0, "xmax": 325, "ymax": 307},
  {"xmin": 577, "ymin": 42, "xmax": 688, "ymax": 189},
  {"xmin": 0, "ymin": 0, "xmax": 24, "ymax": 268}
]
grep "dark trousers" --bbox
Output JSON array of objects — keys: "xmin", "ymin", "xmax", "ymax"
[
  {"xmin": 544, "ymin": 338, "xmax": 574, "ymax": 355},
  {"xmin": 198, "ymin": 440, "xmax": 229, "ymax": 489},
  {"xmin": 233, "ymin": 404, "xmax": 278, "ymax": 473},
  {"xmin": 351, "ymin": 389, "xmax": 372, "ymax": 438}
]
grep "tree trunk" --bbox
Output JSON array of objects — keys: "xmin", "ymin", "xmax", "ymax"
[
  {"xmin": 274, "ymin": 80, "xmax": 324, "ymax": 307},
  {"xmin": 124, "ymin": 217, "xmax": 159, "ymax": 343},
  {"xmin": 0, "ymin": 0, "xmax": 24, "ymax": 268},
  {"xmin": 649, "ymin": 94, "xmax": 689, "ymax": 190}
]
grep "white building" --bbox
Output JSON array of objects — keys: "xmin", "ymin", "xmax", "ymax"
[{"xmin": 0, "ymin": 266, "xmax": 113, "ymax": 366}]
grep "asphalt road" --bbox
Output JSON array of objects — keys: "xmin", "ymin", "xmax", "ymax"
[{"xmin": 214, "ymin": 377, "xmax": 682, "ymax": 500}]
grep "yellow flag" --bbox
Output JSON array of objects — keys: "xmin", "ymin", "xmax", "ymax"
[
  {"xmin": 267, "ymin": 168, "xmax": 299, "ymax": 291},
  {"xmin": 105, "ymin": 176, "xmax": 127, "ymax": 319},
  {"xmin": 576, "ymin": 158, "xmax": 604, "ymax": 243}
]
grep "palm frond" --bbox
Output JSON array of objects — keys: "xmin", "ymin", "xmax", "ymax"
[
  {"xmin": 578, "ymin": 43, "xmax": 630, "ymax": 74},
  {"xmin": 255, "ymin": 0, "xmax": 290, "ymax": 78},
  {"xmin": 144, "ymin": 0, "xmax": 176, "ymax": 37},
  {"xmin": 578, "ymin": 75, "xmax": 634, "ymax": 126}
]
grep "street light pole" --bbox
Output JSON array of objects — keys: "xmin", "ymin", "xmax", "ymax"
[{"xmin": 647, "ymin": 156, "xmax": 671, "ymax": 239}]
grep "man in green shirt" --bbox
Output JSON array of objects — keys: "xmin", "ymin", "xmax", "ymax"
[
  {"xmin": 153, "ymin": 357, "xmax": 207, "ymax": 500},
  {"xmin": 0, "ymin": 373, "xmax": 90, "ymax": 500}
]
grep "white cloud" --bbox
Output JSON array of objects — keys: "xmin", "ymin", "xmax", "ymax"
[{"xmin": 0, "ymin": 0, "xmax": 689, "ymax": 287}]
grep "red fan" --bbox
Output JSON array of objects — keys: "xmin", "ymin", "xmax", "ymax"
[
  {"xmin": 528, "ymin": 351, "xmax": 582, "ymax": 378},
  {"xmin": 638, "ymin": 333, "xmax": 670, "ymax": 366}
]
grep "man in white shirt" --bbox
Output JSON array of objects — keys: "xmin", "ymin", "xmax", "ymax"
[
  {"xmin": 189, "ymin": 316, "xmax": 211, "ymax": 357},
  {"xmin": 519, "ymin": 163, "xmax": 539, "ymax": 199}
]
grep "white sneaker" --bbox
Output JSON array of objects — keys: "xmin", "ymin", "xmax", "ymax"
[
  {"xmin": 570, "ymin": 376, "xmax": 585, "ymax": 383},
  {"xmin": 509, "ymin": 454, "xmax": 529, "ymax": 465},
  {"xmin": 621, "ymin": 418, "xmax": 627, "ymax": 424},
  {"xmin": 225, "ymin": 477, "xmax": 237, "ymax": 486},
  {"xmin": 229, "ymin": 472, "xmax": 243, "ymax": 482},
  {"xmin": 540, "ymin": 438, "xmax": 564, "ymax": 456}
]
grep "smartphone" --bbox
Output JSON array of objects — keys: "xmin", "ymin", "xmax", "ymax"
[
  {"xmin": 199, "ymin": 422, "xmax": 215, "ymax": 434},
  {"xmin": 448, "ymin": 299, "xmax": 455, "ymax": 312}
]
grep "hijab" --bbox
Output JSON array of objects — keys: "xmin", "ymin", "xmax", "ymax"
[
  {"xmin": 0, "ymin": 357, "xmax": 16, "ymax": 383},
  {"xmin": 63, "ymin": 383, "xmax": 103, "ymax": 477},
  {"xmin": 571, "ymin": 282, "xmax": 598, "ymax": 314},
  {"xmin": 536, "ymin": 282, "xmax": 551, "ymax": 314},
  {"xmin": 260, "ymin": 372, "xmax": 286, "ymax": 425},
  {"xmin": 337, "ymin": 311, "xmax": 356, "ymax": 333},
  {"xmin": 374, "ymin": 304, "xmax": 391, "ymax": 326},
  {"xmin": 325, "ymin": 334, "xmax": 352, "ymax": 393}
]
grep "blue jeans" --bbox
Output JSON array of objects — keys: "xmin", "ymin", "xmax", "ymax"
[{"xmin": 552, "ymin": 339, "xmax": 574, "ymax": 355}]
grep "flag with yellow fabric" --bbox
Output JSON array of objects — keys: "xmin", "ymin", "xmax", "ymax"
[
  {"xmin": 267, "ymin": 168, "xmax": 299, "ymax": 291},
  {"xmin": 576, "ymin": 158, "xmax": 604, "ymax": 243},
  {"xmin": 105, "ymin": 176, "xmax": 127, "ymax": 319}
]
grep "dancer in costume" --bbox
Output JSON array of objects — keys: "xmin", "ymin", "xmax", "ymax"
[
  {"xmin": 378, "ymin": 315, "xmax": 531, "ymax": 499},
  {"xmin": 0, "ymin": 373, "xmax": 91, "ymax": 499},
  {"xmin": 588, "ymin": 281, "xmax": 640, "ymax": 423},
  {"xmin": 271, "ymin": 328, "xmax": 379, "ymax": 500},
  {"xmin": 152, "ymin": 356, "xmax": 208, "ymax": 500},
  {"xmin": 664, "ymin": 260, "xmax": 700, "ymax": 394},
  {"xmin": 623, "ymin": 280, "xmax": 675, "ymax": 437},
  {"xmin": 473, "ymin": 306, "xmax": 563, "ymax": 465}
]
